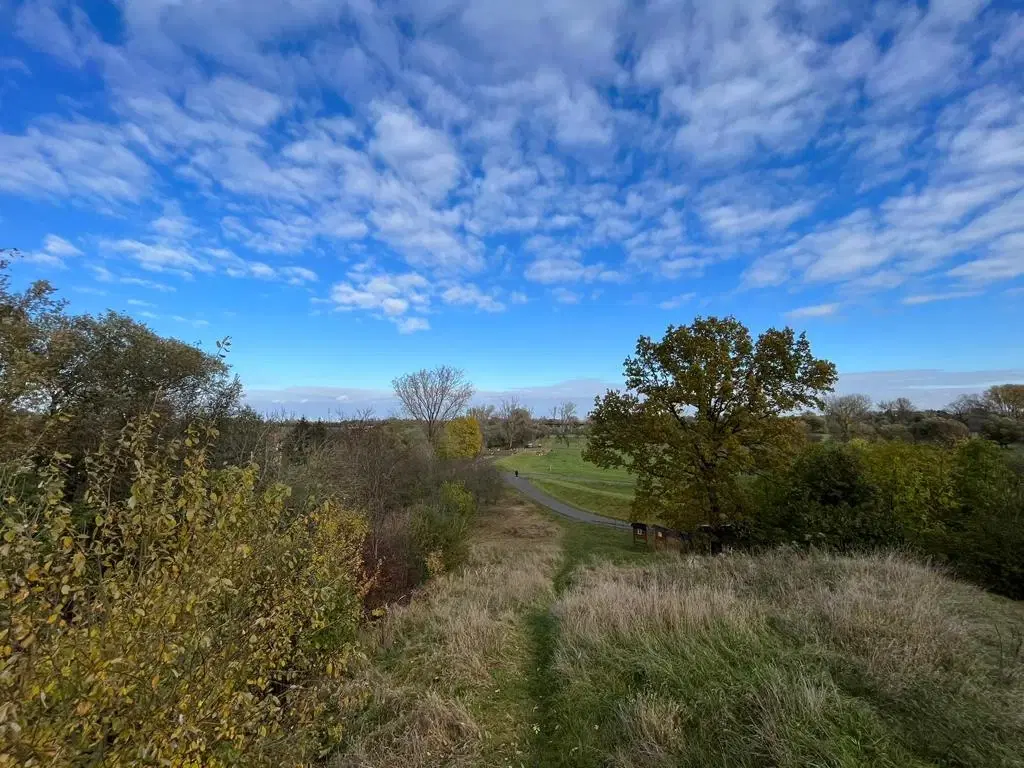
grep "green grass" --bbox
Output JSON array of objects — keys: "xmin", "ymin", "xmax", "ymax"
[{"xmin": 497, "ymin": 437, "xmax": 641, "ymax": 521}]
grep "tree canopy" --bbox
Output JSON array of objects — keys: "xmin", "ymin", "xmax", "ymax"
[
  {"xmin": 584, "ymin": 316, "xmax": 837, "ymax": 528},
  {"xmin": 1, "ymin": 257, "xmax": 239, "ymax": 461}
]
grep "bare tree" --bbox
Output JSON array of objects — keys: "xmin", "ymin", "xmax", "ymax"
[
  {"xmin": 877, "ymin": 396, "xmax": 914, "ymax": 424},
  {"xmin": 824, "ymin": 393, "xmax": 873, "ymax": 441},
  {"xmin": 552, "ymin": 400, "xmax": 578, "ymax": 445},
  {"xmin": 392, "ymin": 365, "xmax": 474, "ymax": 444},
  {"xmin": 498, "ymin": 397, "xmax": 532, "ymax": 449},
  {"xmin": 467, "ymin": 404, "xmax": 495, "ymax": 424}
]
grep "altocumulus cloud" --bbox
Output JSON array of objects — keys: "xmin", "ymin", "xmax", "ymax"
[{"xmin": 0, "ymin": 0, "xmax": 1021, "ymax": 340}]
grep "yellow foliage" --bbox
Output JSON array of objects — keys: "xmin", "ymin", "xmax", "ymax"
[
  {"xmin": 441, "ymin": 416, "xmax": 483, "ymax": 459},
  {"xmin": 0, "ymin": 414, "xmax": 368, "ymax": 766}
]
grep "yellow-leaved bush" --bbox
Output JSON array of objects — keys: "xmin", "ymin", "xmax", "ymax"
[{"xmin": 0, "ymin": 415, "xmax": 369, "ymax": 766}]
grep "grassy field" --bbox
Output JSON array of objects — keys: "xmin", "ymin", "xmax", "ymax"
[
  {"xmin": 334, "ymin": 492, "xmax": 1024, "ymax": 767},
  {"xmin": 496, "ymin": 437, "xmax": 639, "ymax": 521}
]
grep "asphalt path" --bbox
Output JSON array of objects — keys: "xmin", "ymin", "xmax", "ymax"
[{"xmin": 501, "ymin": 471, "xmax": 630, "ymax": 530}]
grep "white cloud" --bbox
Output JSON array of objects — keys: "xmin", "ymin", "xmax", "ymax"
[
  {"xmin": 185, "ymin": 76, "xmax": 286, "ymax": 128},
  {"xmin": 441, "ymin": 283, "xmax": 506, "ymax": 312},
  {"xmin": 658, "ymin": 292, "xmax": 696, "ymax": 310},
  {"xmin": 785, "ymin": 302, "xmax": 840, "ymax": 319},
  {"xmin": 948, "ymin": 253, "xmax": 1024, "ymax": 283},
  {"xmin": 151, "ymin": 203, "xmax": 198, "ymax": 239},
  {"xmin": 702, "ymin": 201, "xmax": 814, "ymax": 237},
  {"xmin": 119, "ymin": 276, "xmax": 176, "ymax": 292},
  {"xmin": 0, "ymin": 118, "xmax": 150, "ymax": 202},
  {"xmin": 552, "ymin": 287, "xmax": 581, "ymax": 304},
  {"xmin": 105, "ymin": 239, "xmax": 213, "ymax": 276},
  {"xmin": 371, "ymin": 102, "xmax": 460, "ymax": 202},
  {"xmin": 330, "ymin": 269, "xmax": 432, "ymax": 332},
  {"xmin": 0, "ymin": 57, "xmax": 31, "ymax": 75},
  {"xmin": 5, "ymin": 0, "xmax": 1024, "ymax": 328},
  {"xmin": 902, "ymin": 290, "xmax": 979, "ymax": 305},
  {"xmin": 396, "ymin": 316, "xmax": 430, "ymax": 334},
  {"xmin": 24, "ymin": 233, "xmax": 82, "ymax": 266},
  {"xmin": 206, "ymin": 247, "xmax": 319, "ymax": 284}
]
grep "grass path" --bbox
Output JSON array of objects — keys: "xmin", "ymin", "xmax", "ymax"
[
  {"xmin": 334, "ymin": 491, "xmax": 562, "ymax": 766},
  {"xmin": 333, "ymin": 490, "xmax": 651, "ymax": 766},
  {"xmin": 524, "ymin": 512, "xmax": 659, "ymax": 766}
]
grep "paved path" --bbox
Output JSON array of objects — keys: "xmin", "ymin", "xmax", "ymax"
[{"xmin": 501, "ymin": 472, "xmax": 631, "ymax": 530}]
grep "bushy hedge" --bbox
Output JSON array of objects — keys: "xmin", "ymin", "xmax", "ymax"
[
  {"xmin": 748, "ymin": 438, "xmax": 1024, "ymax": 598},
  {"xmin": 1, "ymin": 417, "xmax": 368, "ymax": 766}
]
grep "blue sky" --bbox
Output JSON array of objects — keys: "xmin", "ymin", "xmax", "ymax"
[{"xmin": 1, "ymin": 0, "xmax": 1022, "ymax": 415}]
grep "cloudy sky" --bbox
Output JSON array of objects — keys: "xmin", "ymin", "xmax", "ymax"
[{"xmin": 1, "ymin": 0, "xmax": 1022, "ymax": 413}]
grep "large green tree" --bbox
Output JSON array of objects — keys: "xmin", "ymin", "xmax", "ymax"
[
  {"xmin": 1, "ymin": 256, "xmax": 240, "ymax": 461},
  {"xmin": 584, "ymin": 316, "xmax": 837, "ymax": 528}
]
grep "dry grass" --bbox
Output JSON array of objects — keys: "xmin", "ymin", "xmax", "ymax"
[
  {"xmin": 334, "ymin": 493, "xmax": 561, "ymax": 767},
  {"xmin": 547, "ymin": 550, "xmax": 1024, "ymax": 767}
]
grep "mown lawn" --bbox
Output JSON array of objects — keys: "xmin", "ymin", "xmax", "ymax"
[{"xmin": 496, "ymin": 437, "xmax": 641, "ymax": 521}]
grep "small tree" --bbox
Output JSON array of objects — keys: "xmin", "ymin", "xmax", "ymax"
[
  {"xmin": 392, "ymin": 365, "xmax": 474, "ymax": 445},
  {"xmin": 441, "ymin": 416, "xmax": 483, "ymax": 458},
  {"xmin": 824, "ymin": 393, "xmax": 873, "ymax": 441},
  {"xmin": 584, "ymin": 316, "xmax": 837, "ymax": 528},
  {"xmin": 947, "ymin": 394, "xmax": 986, "ymax": 421}
]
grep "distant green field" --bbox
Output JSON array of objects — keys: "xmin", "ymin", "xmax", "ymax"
[{"xmin": 496, "ymin": 437, "xmax": 641, "ymax": 521}]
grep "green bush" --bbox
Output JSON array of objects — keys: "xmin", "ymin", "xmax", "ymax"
[
  {"xmin": 980, "ymin": 415, "xmax": 1024, "ymax": 448},
  {"xmin": 750, "ymin": 439, "xmax": 1024, "ymax": 598},
  {"xmin": 1, "ymin": 416, "xmax": 368, "ymax": 766},
  {"xmin": 938, "ymin": 439, "xmax": 1024, "ymax": 598},
  {"xmin": 911, "ymin": 416, "xmax": 970, "ymax": 445},
  {"xmin": 752, "ymin": 443, "xmax": 900, "ymax": 550},
  {"xmin": 410, "ymin": 481, "xmax": 477, "ymax": 577}
]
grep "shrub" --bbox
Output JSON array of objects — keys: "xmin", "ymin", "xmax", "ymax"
[
  {"xmin": 283, "ymin": 417, "xmax": 329, "ymax": 462},
  {"xmin": 410, "ymin": 481, "xmax": 477, "ymax": 577},
  {"xmin": 0, "ymin": 416, "xmax": 368, "ymax": 766},
  {"xmin": 911, "ymin": 416, "xmax": 970, "ymax": 445},
  {"xmin": 751, "ymin": 443, "xmax": 900, "ymax": 550},
  {"xmin": 877, "ymin": 423, "xmax": 913, "ymax": 442},
  {"xmin": 447, "ymin": 459, "xmax": 504, "ymax": 507},
  {"xmin": 980, "ymin": 415, "xmax": 1024, "ymax": 448},
  {"xmin": 937, "ymin": 439, "xmax": 1024, "ymax": 598},
  {"xmin": 750, "ymin": 438, "xmax": 1024, "ymax": 598}
]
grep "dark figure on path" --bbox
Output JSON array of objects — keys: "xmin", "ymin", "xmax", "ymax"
[{"xmin": 515, "ymin": 470, "xmax": 519, "ymax": 477}]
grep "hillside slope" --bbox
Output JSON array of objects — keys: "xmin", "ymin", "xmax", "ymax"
[{"xmin": 334, "ymin": 493, "xmax": 1024, "ymax": 767}]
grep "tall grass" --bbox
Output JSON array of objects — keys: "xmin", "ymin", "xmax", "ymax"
[{"xmin": 546, "ymin": 550, "xmax": 1024, "ymax": 767}]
